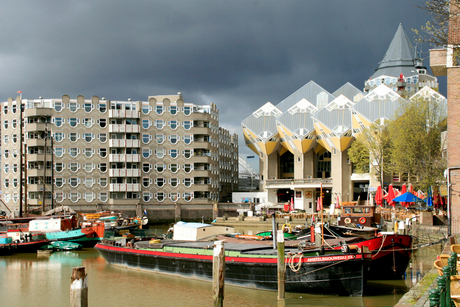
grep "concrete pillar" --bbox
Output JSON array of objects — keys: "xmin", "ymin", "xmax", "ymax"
[{"xmin": 175, "ymin": 204, "xmax": 181, "ymax": 222}]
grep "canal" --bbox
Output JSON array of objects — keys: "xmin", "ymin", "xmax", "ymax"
[{"xmin": 0, "ymin": 227, "xmax": 443, "ymax": 307}]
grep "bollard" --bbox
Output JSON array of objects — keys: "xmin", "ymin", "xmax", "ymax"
[
  {"xmin": 442, "ymin": 266, "xmax": 451, "ymax": 307},
  {"xmin": 212, "ymin": 241, "xmax": 225, "ymax": 307},
  {"xmin": 437, "ymin": 275, "xmax": 446, "ymax": 307},
  {"xmin": 277, "ymin": 230, "xmax": 285, "ymax": 301},
  {"xmin": 429, "ymin": 288, "xmax": 440, "ymax": 307},
  {"xmin": 70, "ymin": 267, "xmax": 88, "ymax": 307},
  {"xmin": 451, "ymin": 252, "xmax": 458, "ymax": 276}
]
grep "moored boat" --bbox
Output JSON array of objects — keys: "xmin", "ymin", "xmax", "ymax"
[{"xmin": 95, "ymin": 222, "xmax": 372, "ymax": 296}]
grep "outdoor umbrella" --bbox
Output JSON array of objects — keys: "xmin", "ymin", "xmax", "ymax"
[
  {"xmin": 400, "ymin": 184, "xmax": 408, "ymax": 208},
  {"xmin": 375, "ymin": 186, "xmax": 383, "ymax": 206},
  {"xmin": 425, "ymin": 186, "xmax": 433, "ymax": 207},
  {"xmin": 392, "ymin": 192, "xmax": 423, "ymax": 203},
  {"xmin": 385, "ymin": 184, "xmax": 396, "ymax": 207}
]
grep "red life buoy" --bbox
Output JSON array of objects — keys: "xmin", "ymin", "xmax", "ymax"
[{"xmin": 359, "ymin": 217, "xmax": 366, "ymax": 224}]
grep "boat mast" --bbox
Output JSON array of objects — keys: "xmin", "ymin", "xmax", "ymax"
[{"xmin": 321, "ymin": 183, "xmax": 324, "ymax": 247}]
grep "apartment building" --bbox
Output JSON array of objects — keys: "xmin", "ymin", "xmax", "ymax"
[{"xmin": 1, "ymin": 93, "xmax": 238, "ymax": 215}]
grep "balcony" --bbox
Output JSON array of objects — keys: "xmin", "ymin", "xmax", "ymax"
[
  {"xmin": 192, "ymin": 184, "xmax": 213, "ymax": 191},
  {"xmin": 109, "ymin": 154, "xmax": 140, "ymax": 163},
  {"xmin": 25, "ymin": 108, "xmax": 53, "ymax": 117},
  {"xmin": 192, "ymin": 155, "xmax": 212, "ymax": 163},
  {"xmin": 25, "ymin": 123, "xmax": 47, "ymax": 132},
  {"xmin": 350, "ymin": 173, "xmax": 371, "ymax": 181},
  {"xmin": 27, "ymin": 154, "xmax": 45, "ymax": 162},
  {"xmin": 109, "ymin": 169, "xmax": 141, "ymax": 177},
  {"xmin": 26, "ymin": 184, "xmax": 42, "ymax": 192},
  {"xmin": 109, "ymin": 139, "xmax": 140, "ymax": 148},
  {"xmin": 26, "ymin": 139, "xmax": 45, "ymax": 147},
  {"xmin": 109, "ymin": 109, "xmax": 140, "ymax": 118},
  {"xmin": 192, "ymin": 127, "xmax": 211, "ymax": 135},
  {"xmin": 109, "ymin": 183, "xmax": 141, "ymax": 192},
  {"xmin": 191, "ymin": 141, "xmax": 212, "ymax": 149},
  {"xmin": 109, "ymin": 124, "xmax": 140, "ymax": 133},
  {"xmin": 264, "ymin": 178, "xmax": 333, "ymax": 189},
  {"xmin": 191, "ymin": 170, "xmax": 211, "ymax": 177}
]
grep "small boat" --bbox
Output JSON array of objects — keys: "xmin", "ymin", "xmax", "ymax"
[
  {"xmin": 0, "ymin": 222, "xmax": 49, "ymax": 253},
  {"xmin": 95, "ymin": 222, "xmax": 372, "ymax": 296},
  {"xmin": 50, "ymin": 241, "xmax": 82, "ymax": 251}
]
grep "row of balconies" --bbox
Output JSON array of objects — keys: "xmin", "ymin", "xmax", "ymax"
[{"xmin": 25, "ymin": 183, "xmax": 215, "ymax": 193}]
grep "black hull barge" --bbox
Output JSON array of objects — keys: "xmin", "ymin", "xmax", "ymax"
[{"xmin": 96, "ymin": 239, "xmax": 371, "ymax": 296}]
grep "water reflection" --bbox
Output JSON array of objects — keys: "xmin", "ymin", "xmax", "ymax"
[{"xmin": 0, "ymin": 227, "xmax": 444, "ymax": 307}]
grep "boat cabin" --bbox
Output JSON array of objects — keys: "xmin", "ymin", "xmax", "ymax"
[
  {"xmin": 173, "ymin": 222, "xmax": 235, "ymax": 241},
  {"xmin": 338, "ymin": 205, "xmax": 380, "ymax": 227}
]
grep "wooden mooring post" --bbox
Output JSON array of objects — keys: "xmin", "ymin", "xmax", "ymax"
[
  {"xmin": 277, "ymin": 229, "xmax": 285, "ymax": 301},
  {"xmin": 70, "ymin": 267, "xmax": 88, "ymax": 307},
  {"xmin": 213, "ymin": 240, "xmax": 225, "ymax": 307}
]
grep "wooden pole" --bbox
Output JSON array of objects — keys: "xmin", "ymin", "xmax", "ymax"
[
  {"xmin": 320, "ymin": 183, "xmax": 324, "ymax": 247},
  {"xmin": 277, "ymin": 229, "xmax": 285, "ymax": 300},
  {"xmin": 213, "ymin": 240, "xmax": 225, "ymax": 307},
  {"xmin": 272, "ymin": 213, "xmax": 277, "ymax": 249},
  {"xmin": 70, "ymin": 267, "xmax": 88, "ymax": 307}
]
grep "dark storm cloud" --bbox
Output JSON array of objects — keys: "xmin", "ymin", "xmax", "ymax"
[{"xmin": 0, "ymin": 0, "xmax": 434, "ymax": 160}]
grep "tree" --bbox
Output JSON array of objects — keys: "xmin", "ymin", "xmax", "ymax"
[
  {"xmin": 414, "ymin": 0, "xmax": 460, "ymax": 46},
  {"xmin": 348, "ymin": 122, "xmax": 392, "ymax": 185},
  {"xmin": 388, "ymin": 96, "xmax": 447, "ymax": 190}
]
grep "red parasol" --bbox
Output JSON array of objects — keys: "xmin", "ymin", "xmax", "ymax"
[
  {"xmin": 400, "ymin": 184, "xmax": 408, "ymax": 208},
  {"xmin": 385, "ymin": 184, "xmax": 396, "ymax": 207},
  {"xmin": 375, "ymin": 186, "xmax": 383, "ymax": 207}
]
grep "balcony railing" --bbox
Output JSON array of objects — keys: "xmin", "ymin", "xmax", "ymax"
[
  {"xmin": 109, "ymin": 124, "xmax": 140, "ymax": 133},
  {"xmin": 109, "ymin": 183, "xmax": 141, "ymax": 192},
  {"xmin": 109, "ymin": 169, "xmax": 141, "ymax": 177},
  {"xmin": 108, "ymin": 109, "xmax": 140, "ymax": 118},
  {"xmin": 265, "ymin": 178, "xmax": 332, "ymax": 188},
  {"xmin": 108, "ymin": 154, "xmax": 140, "ymax": 162},
  {"xmin": 109, "ymin": 139, "xmax": 140, "ymax": 148}
]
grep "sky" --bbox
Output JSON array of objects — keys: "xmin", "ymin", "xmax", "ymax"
[{"xmin": 0, "ymin": 1, "xmax": 443, "ymax": 171}]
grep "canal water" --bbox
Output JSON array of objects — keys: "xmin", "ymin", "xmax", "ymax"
[{"xmin": 0, "ymin": 226, "xmax": 444, "ymax": 307}]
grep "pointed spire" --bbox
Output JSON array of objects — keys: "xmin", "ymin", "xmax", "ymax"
[{"xmin": 370, "ymin": 24, "xmax": 420, "ymax": 79}]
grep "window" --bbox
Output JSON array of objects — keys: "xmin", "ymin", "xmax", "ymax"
[
  {"xmin": 11, "ymin": 119, "xmax": 17, "ymax": 128},
  {"xmin": 55, "ymin": 162, "xmax": 65, "ymax": 172},
  {"xmin": 12, "ymin": 149, "xmax": 17, "ymax": 158},
  {"xmin": 83, "ymin": 118, "xmax": 93, "ymax": 128},
  {"xmin": 83, "ymin": 103, "xmax": 93, "ymax": 112},
  {"xmin": 3, "ymin": 150, "xmax": 8, "ymax": 159},
  {"xmin": 143, "ymin": 192, "xmax": 152, "ymax": 202},
  {"xmin": 12, "ymin": 178, "xmax": 18, "ymax": 188},
  {"xmin": 142, "ymin": 148, "xmax": 151, "ymax": 158},
  {"xmin": 183, "ymin": 149, "xmax": 193, "ymax": 159},
  {"xmin": 99, "ymin": 177, "xmax": 108, "ymax": 187},
  {"xmin": 183, "ymin": 106, "xmax": 192, "ymax": 116},
  {"xmin": 54, "ymin": 117, "xmax": 64, "ymax": 127},
  {"xmin": 12, "ymin": 134, "xmax": 17, "ymax": 143},
  {"xmin": 98, "ymin": 118, "xmax": 107, "ymax": 128},
  {"xmin": 184, "ymin": 178, "xmax": 193, "ymax": 188},
  {"xmin": 99, "ymin": 148, "xmax": 107, "ymax": 158},
  {"xmin": 3, "ymin": 120, "xmax": 7, "ymax": 130},
  {"xmin": 84, "ymin": 177, "xmax": 94, "ymax": 188},
  {"xmin": 142, "ymin": 177, "xmax": 151, "ymax": 187},
  {"xmin": 69, "ymin": 133, "xmax": 79, "ymax": 142},
  {"xmin": 170, "ymin": 164, "xmax": 179, "ymax": 173},
  {"xmin": 183, "ymin": 192, "xmax": 193, "ymax": 202},
  {"xmin": 68, "ymin": 118, "xmax": 78, "ymax": 127},
  {"xmin": 142, "ymin": 119, "xmax": 150, "ymax": 129},
  {"xmin": 169, "ymin": 149, "xmax": 178, "ymax": 159},
  {"xmin": 69, "ymin": 192, "xmax": 80, "ymax": 202},
  {"xmin": 12, "ymin": 164, "xmax": 18, "ymax": 173},
  {"xmin": 155, "ymin": 105, "xmax": 164, "ymax": 115},
  {"xmin": 54, "ymin": 132, "xmax": 64, "ymax": 142},
  {"xmin": 69, "ymin": 177, "xmax": 79, "ymax": 187},
  {"xmin": 54, "ymin": 101, "xmax": 63, "ymax": 112},
  {"xmin": 55, "ymin": 178, "xmax": 65, "ymax": 188},
  {"xmin": 69, "ymin": 148, "xmax": 79, "ymax": 158},
  {"xmin": 83, "ymin": 133, "xmax": 94, "ymax": 142},
  {"xmin": 54, "ymin": 148, "xmax": 64, "ymax": 158},
  {"xmin": 155, "ymin": 192, "xmax": 165, "ymax": 202},
  {"xmin": 3, "ymin": 105, "xmax": 7, "ymax": 115},
  {"xmin": 142, "ymin": 163, "xmax": 152, "ymax": 173},
  {"xmin": 84, "ymin": 148, "xmax": 94, "ymax": 158},
  {"xmin": 98, "ymin": 133, "xmax": 107, "ymax": 143},
  {"xmin": 155, "ymin": 163, "xmax": 165, "ymax": 172},
  {"xmin": 98, "ymin": 163, "xmax": 107, "ymax": 172},
  {"xmin": 3, "ymin": 193, "xmax": 10, "ymax": 202},
  {"xmin": 83, "ymin": 192, "xmax": 94, "ymax": 202},
  {"xmin": 3, "ymin": 135, "xmax": 8, "ymax": 144},
  {"xmin": 142, "ymin": 103, "xmax": 150, "ymax": 114},
  {"xmin": 69, "ymin": 162, "xmax": 79, "ymax": 172},
  {"xmin": 99, "ymin": 192, "xmax": 108, "ymax": 202},
  {"xmin": 155, "ymin": 134, "xmax": 165, "ymax": 144},
  {"xmin": 169, "ymin": 120, "xmax": 179, "ymax": 129},
  {"xmin": 185, "ymin": 163, "xmax": 193, "ymax": 173},
  {"xmin": 12, "ymin": 104, "xmax": 16, "ymax": 113},
  {"xmin": 98, "ymin": 103, "xmax": 107, "ymax": 113},
  {"xmin": 184, "ymin": 135, "xmax": 193, "ymax": 144},
  {"xmin": 68, "ymin": 102, "xmax": 78, "ymax": 112},
  {"xmin": 170, "ymin": 178, "xmax": 179, "ymax": 187},
  {"xmin": 142, "ymin": 134, "xmax": 151, "ymax": 144},
  {"xmin": 169, "ymin": 105, "xmax": 178, "ymax": 115},
  {"xmin": 4, "ymin": 179, "xmax": 9, "ymax": 188},
  {"xmin": 54, "ymin": 192, "xmax": 65, "ymax": 202},
  {"xmin": 154, "ymin": 120, "xmax": 165, "ymax": 129},
  {"xmin": 169, "ymin": 192, "xmax": 180, "ymax": 202},
  {"xmin": 83, "ymin": 163, "xmax": 94, "ymax": 172},
  {"xmin": 169, "ymin": 135, "xmax": 179, "ymax": 144},
  {"xmin": 156, "ymin": 177, "xmax": 165, "ymax": 187}
]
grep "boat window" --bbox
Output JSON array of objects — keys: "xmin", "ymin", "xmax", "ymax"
[{"xmin": 344, "ymin": 208, "xmax": 352, "ymax": 214}]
